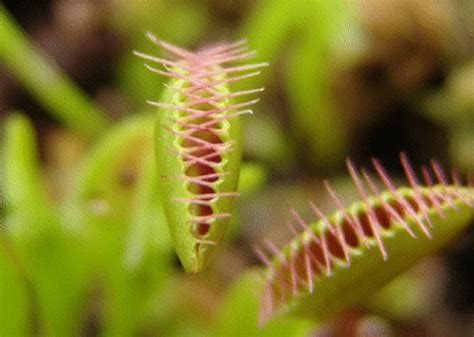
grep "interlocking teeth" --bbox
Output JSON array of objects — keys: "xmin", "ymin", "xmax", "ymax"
[
  {"xmin": 256, "ymin": 154, "xmax": 474, "ymax": 324},
  {"xmin": 137, "ymin": 34, "xmax": 266, "ymax": 273}
]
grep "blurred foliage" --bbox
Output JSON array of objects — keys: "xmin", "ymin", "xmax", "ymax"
[
  {"xmin": 241, "ymin": 0, "xmax": 364, "ymax": 169},
  {"xmin": 0, "ymin": 5, "xmax": 109, "ymax": 138},
  {"xmin": 423, "ymin": 61, "xmax": 474, "ymax": 171},
  {"xmin": 0, "ymin": 0, "xmax": 473, "ymax": 336}
]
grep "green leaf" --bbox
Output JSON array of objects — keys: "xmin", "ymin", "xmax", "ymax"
[
  {"xmin": 3, "ymin": 113, "xmax": 89, "ymax": 336},
  {"xmin": 0, "ymin": 6, "xmax": 109, "ymax": 138},
  {"xmin": 3, "ymin": 113, "xmax": 58, "ymax": 239},
  {"xmin": 0, "ymin": 238, "xmax": 30, "ymax": 337},
  {"xmin": 213, "ymin": 270, "xmax": 315, "ymax": 337}
]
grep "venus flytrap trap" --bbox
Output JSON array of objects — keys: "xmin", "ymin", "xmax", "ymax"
[
  {"xmin": 0, "ymin": 6, "xmax": 471, "ymax": 334},
  {"xmin": 136, "ymin": 33, "xmax": 267, "ymax": 273},
  {"xmin": 256, "ymin": 153, "xmax": 473, "ymax": 325}
]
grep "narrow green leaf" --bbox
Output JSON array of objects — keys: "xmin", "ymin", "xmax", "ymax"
[
  {"xmin": 0, "ymin": 6, "xmax": 109, "ymax": 138},
  {"xmin": 3, "ymin": 113, "xmax": 57, "ymax": 239},
  {"xmin": 3, "ymin": 113, "xmax": 89, "ymax": 337}
]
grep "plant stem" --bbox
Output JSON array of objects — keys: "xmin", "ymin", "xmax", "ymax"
[{"xmin": 0, "ymin": 5, "xmax": 110, "ymax": 138}]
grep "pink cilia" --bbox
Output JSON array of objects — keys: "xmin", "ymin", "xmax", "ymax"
[
  {"xmin": 136, "ymin": 33, "xmax": 267, "ymax": 273},
  {"xmin": 256, "ymin": 153, "xmax": 474, "ymax": 324}
]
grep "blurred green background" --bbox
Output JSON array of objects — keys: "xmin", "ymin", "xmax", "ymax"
[{"xmin": 0, "ymin": 0, "xmax": 473, "ymax": 336}]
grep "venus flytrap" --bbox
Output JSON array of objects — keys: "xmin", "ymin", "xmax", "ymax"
[
  {"xmin": 0, "ymin": 13, "xmax": 470, "ymax": 334},
  {"xmin": 136, "ymin": 34, "xmax": 267, "ymax": 273},
  {"xmin": 256, "ymin": 153, "xmax": 474, "ymax": 324}
]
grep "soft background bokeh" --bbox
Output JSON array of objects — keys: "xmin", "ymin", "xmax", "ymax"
[{"xmin": 0, "ymin": 0, "xmax": 473, "ymax": 336}]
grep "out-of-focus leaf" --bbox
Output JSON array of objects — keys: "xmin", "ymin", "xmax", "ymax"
[
  {"xmin": 367, "ymin": 270, "xmax": 433, "ymax": 322},
  {"xmin": 423, "ymin": 62, "xmax": 474, "ymax": 126},
  {"xmin": 67, "ymin": 115, "xmax": 155, "ymax": 232},
  {"xmin": 0, "ymin": 6, "xmax": 109, "ymax": 138},
  {"xmin": 3, "ymin": 113, "xmax": 90, "ymax": 336},
  {"xmin": 212, "ymin": 270, "xmax": 315, "ymax": 337},
  {"xmin": 66, "ymin": 114, "xmax": 173, "ymax": 336},
  {"xmin": 422, "ymin": 62, "xmax": 474, "ymax": 170},
  {"xmin": 285, "ymin": 0, "xmax": 363, "ymax": 169},
  {"xmin": 124, "ymin": 152, "xmax": 172, "ymax": 270},
  {"xmin": 3, "ymin": 114, "xmax": 58, "ymax": 240},
  {"xmin": 0, "ymin": 238, "xmax": 29, "ymax": 337},
  {"xmin": 240, "ymin": 0, "xmax": 302, "ymax": 86},
  {"xmin": 241, "ymin": 0, "xmax": 365, "ymax": 169},
  {"xmin": 103, "ymin": 132, "xmax": 173, "ymax": 337},
  {"xmin": 239, "ymin": 161, "xmax": 268, "ymax": 196},
  {"xmin": 451, "ymin": 129, "xmax": 474, "ymax": 171},
  {"xmin": 111, "ymin": 0, "xmax": 209, "ymax": 106},
  {"xmin": 243, "ymin": 113, "xmax": 295, "ymax": 172}
]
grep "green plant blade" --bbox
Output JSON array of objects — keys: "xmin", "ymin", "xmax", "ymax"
[
  {"xmin": 2, "ymin": 113, "xmax": 90, "ymax": 336},
  {"xmin": 67, "ymin": 115, "xmax": 173, "ymax": 337},
  {"xmin": 213, "ymin": 270, "xmax": 315, "ymax": 337},
  {"xmin": 0, "ymin": 5, "xmax": 109, "ymax": 138},
  {"xmin": 68, "ymin": 114, "xmax": 156, "ymax": 233},
  {"xmin": 3, "ymin": 113, "xmax": 57, "ymax": 240},
  {"xmin": 0, "ymin": 238, "xmax": 30, "ymax": 337}
]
